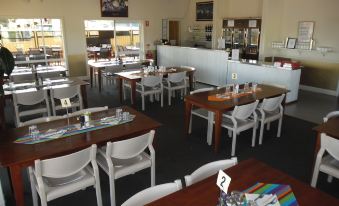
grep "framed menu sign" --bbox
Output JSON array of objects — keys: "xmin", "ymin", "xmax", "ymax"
[{"xmin": 297, "ymin": 21, "xmax": 314, "ymax": 43}]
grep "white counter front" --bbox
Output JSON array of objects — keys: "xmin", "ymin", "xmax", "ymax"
[
  {"xmin": 157, "ymin": 45, "xmax": 229, "ymax": 86},
  {"xmin": 157, "ymin": 45, "xmax": 301, "ymax": 103},
  {"xmin": 227, "ymin": 61, "xmax": 301, "ymax": 103}
]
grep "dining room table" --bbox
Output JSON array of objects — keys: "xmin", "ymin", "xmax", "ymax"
[
  {"xmin": 87, "ymin": 59, "xmax": 151, "ymax": 92},
  {"xmin": 0, "ymin": 106, "xmax": 162, "ymax": 206},
  {"xmin": 184, "ymin": 84, "xmax": 288, "ymax": 153},
  {"xmin": 115, "ymin": 66, "xmax": 196, "ymax": 106},
  {"xmin": 146, "ymin": 158, "xmax": 339, "ymax": 206}
]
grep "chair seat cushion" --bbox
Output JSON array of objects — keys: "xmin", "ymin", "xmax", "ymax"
[
  {"xmin": 97, "ymin": 150, "xmax": 152, "ymax": 179},
  {"xmin": 163, "ymin": 81, "xmax": 185, "ymax": 90},
  {"xmin": 136, "ymin": 84, "xmax": 162, "ymax": 95},
  {"xmin": 221, "ymin": 116, "xmax": 256, "ymax": 132},
  {"xmin": 192, "ymin": 108, "xmax": 209, "ymax": 120},
  {"xmin": 41, "ymin": 166, "xmax": 95, "ymax": 201},
  {"xmin": 319, "ymin": 155, "xmax": 339, "ymax": 178},
  {"xmin": 256, "ymin": 109, "xmax": 281, "ymax": 123}
]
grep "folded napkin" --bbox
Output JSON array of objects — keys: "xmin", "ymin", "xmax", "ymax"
[{"xmin": 245, "ymin": 194, "xmax": 280, "ymax": 206}]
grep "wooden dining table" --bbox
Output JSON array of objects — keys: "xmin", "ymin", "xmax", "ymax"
[
  {"xmin": 146, "ymin": 158, "xmax": 339, "ymax": 206},
  {"xmin": 0, "ymin": 106, "xmax": 161, "ymax": 206},
  {"xmin": 185, "ymin": 84, "xmax": 288, "ymax": 153},
  {"xmin": 116, "ymin": 67, "xmax": 196, "ymax": 106},
  {"xmin": 88, "ymin": 59, "xmax": 151, "ymax": 92}
]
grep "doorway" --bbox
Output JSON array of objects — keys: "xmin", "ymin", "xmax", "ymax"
[{"xmin": 169, "ymin": 20, "xmax": 180, "ymax": 46}]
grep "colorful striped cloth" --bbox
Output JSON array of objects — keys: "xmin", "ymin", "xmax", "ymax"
[
  {"xmin": 14, "ymin": 116, "xmax": 134, "ymax": 145},
  {"xmin": 243, "ymin": 183, "xmax": 299, "ymax": 206}
]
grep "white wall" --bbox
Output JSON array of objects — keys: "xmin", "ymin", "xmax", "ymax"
[{"xmin": 0, "ymin": 0, "xmax": 190, "ymax": 76}]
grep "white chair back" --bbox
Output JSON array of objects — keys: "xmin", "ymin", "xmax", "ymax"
[
  {"xmin": 35, "ymin": 145, "xmax": 96, "ymax": 178},
  {"xmin": 260, "ymin": 94, "xmax": 285, "ymax": 112},
  {"xmin": 125, "ymin": 63, "xmax": 142, "ymax": 70},
  {"xmin": 19, "ymin": 116, "xmax": 64, "ymax": 127},
  {"xmin": 190, "ymin": 87, "xmax": 214, "ymax": 95},
  {"xmin": 184, "ymin": 158, "xmax": 237, "ymax": 186},
  {"xmin": 232, "ymin": 100, "xmax": 259, "ymax": 120},
  {"xmin": 40, "ymin": 72, "xmax": 62, "ymax": 79},
  {"xmin": 168, "ymin": 72, "xmax": 186, "ymax": 83},
  {"xmin": 121, "ymin": 180, "xmax": 182, "ymax": 206},
  {"xmin": 107, "ymin": 130, "xmax": 155, "ymax": 159},
  {"xmin": 10, "ymin": 74, "xmax": 34, "ymax": 83},
  {"xmin": 141, "ymin": 76, "xmax": 162, "ymax": 88},
  {"xmin": 13, "ymin": 89, "xmax": 47, "ymax": 105},
  {"xmin": 323, "ymin": 111, "xmax": 339, "ymax": 122},
  {"xmin": 67, "ymin": 106, "xmax": 109, "ymax": 118},
  {"xmin": 51, "ymin": 85, "xmax": 81, "ymax": 99},
  {"xmin": 321, "ymin": 133, "xmax": 339, "ymax": 160}
]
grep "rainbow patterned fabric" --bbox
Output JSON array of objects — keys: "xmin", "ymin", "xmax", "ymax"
[{"xmin": 243, "ymin": 183, "xmax": 299, "ymax": 206}]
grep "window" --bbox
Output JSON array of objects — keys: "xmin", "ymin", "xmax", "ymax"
[
  {"xmin": 84, "ymin": 20, "xmax": 142, "ymax": 61},
  {"xmin": 0, "ymin": 18, "xmax": 65, "ymax": 66}
]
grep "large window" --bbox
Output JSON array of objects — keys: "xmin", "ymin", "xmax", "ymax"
[
  {"xmin": 0, "ymin": 18, "xmax": 65, "ymax": 66},
  {"xmin": 84, "ymin": 20, "xmax": 142, "ymax": 61}
]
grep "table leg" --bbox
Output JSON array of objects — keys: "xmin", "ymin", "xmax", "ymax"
[
  {"xmin": 81, "ymin": 85, "xmax": 88, "ymax": 108},
  {"xmin": 207, "ymin": 111, "xmax": 214, "ymax": 145},
  {"xmin": 119, "ymin": 78, "xmax": 123, "ymax": 103},
  {"xmin": 189, "ymin": 73, "xmax": 194, "ymax": 91},
  {"xmin": 90, "ymin": 66, "xmax": 93, "ymax": 88},
  {"xmin": 214, "ymin": 111, "xmax": 222, "ymax": 153},
  {"xmin": 10, "ymin": 165, "xmax": 25, "ymax": 206},
  {"xmin": 98, "ymin": 68, "xmax": 102, "ymax": 92},
  {"xmin": 184, "ymin": 101, "xmax": 192, "ymax": 136},
  {"xmin": 131, "ymin": 81, "xmax": 136, "ymax": 105}
]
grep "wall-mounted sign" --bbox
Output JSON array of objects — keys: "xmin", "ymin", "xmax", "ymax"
[{"xmin": 297, "ymin": 21, "xmax": 314, "ymax": 43}]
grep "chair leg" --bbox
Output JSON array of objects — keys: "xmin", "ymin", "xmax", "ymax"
[
  {"xmin": 28, "ymin": 168, "xmax": 39, "ymax": 206},
  {"xmin": 206, "ymin": 111, "xmax": 214, "ymax": 145},
  {"xmin": 180, "ymin": 89, "xmax": 183, "ymax": 99},
  {"xmin": 151, "ymin": 165, "xmax": 155, "ymax": 186},
  {"xmin": 266, "ymin": 122, "xmax": 271, "ymax": 130},
  {"xmin": 142, "ymin": 95, "xmax": 145, "ymax": 111},
  {"xmin": 228, "ymin": 130, "xmax": 232, "ymax": 138},
  {"xmin": 252, "ymin": 125, "xmax": 257, "ymax": 147},
  {"xmin": 259, "ymin": 121, "xmax": 265, "ymax": 145},
  {"xmin": 150, "ymin": 94, "xmax": 154, "ymax": 102},
  {"xmin": 277, "ymin": 117, "xmax": 283, "ymax": 137},
  {"xmin": 109, "ymin": 174, "xmax": 116, "ymax": 206},
  {"xmin": 95, "ymin": 177, "xmax": 103, "ymax": 206},
  {"xmin": 168, "ymin": 89, "xmax": 171, "ymax": 106},
  {"xmin": 231, "ymin": 131, "xmax": 237, "ymax": 156},
  {"xmin": 311, "ymin": 169, "xmax": 320, "ymax": 188},
  {"xmin": 327, "ymin": 175, "xmax": 333, "ymax": 183},
  {"xmin": 161, "ymin": 92, "xmax": 163, "ymax": 108}
]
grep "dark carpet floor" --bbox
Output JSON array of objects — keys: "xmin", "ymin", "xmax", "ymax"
[{"xmin": 1, "ymin": 83, "xmax": 338, "ymax": 205}]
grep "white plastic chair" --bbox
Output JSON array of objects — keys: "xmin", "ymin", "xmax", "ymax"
[
  {"xmin": 103, "ymin": 65, "xmax": 123, "ymax": 86},
  {"xmin": 188, "ymin": 87, "xmax": 215, "ymax": 145},
  {"xmin": 96, "ymin": 130, "xmax": 156, "ymax": 206},
  {"xmin": 222, "ymin": 100, "xmax": 259, "ymax": 156},
  {"xmin": 121, "ymin": 180, "xmax": 182, "ymax": 206},
  {"xmin": 181, "ymin": 66, "xmax": 196, "ymax": 90},
  {"xmin": 19, "ymin": 116, "xmax": 64, "ymax": 127},
  {"xmin": 10, "ymin": 73, "xmax": 35, "ymax": 83},
  {"xmin": 28, "ymin": 145, "xmax": 102, "ymax": 206},
  {"xmin": 256, "ymin": 94, "xmax": 285, "ymax": 145},
  {"xmin": 323, "ymin": 111, "xmax": 339, "ymax": 122},
  {"xmin": 184, "ymin": 157, "xmax": 237, "ymax": 187},
  {"xmin": 311, "ymin": 133, "xmax": 339, "ymax": 188},
  {"xmin": 136, "ymin": 76, "xmax": 163, "ymax": 111},
  {"xmin": 163, "ymin": 71, "xmax": 187, "ymax": 106},
  {"xmin": 50, "ymin": 85, "xmax": 83, "ymax": 116},
  {"xmin": 66, "ymin": 106, "xmax": 109, "ymax": 118},
  {"xmin": 13, "ymin": 90, "xmax": 51, "ymax": 128}
]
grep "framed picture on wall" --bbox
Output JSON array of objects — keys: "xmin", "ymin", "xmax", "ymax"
[
  {"xmin": 297, "ymin": 21, "xmax": 314, "ymax": 43},
  {"xmin": 100, "ymin": 0, "xmax": 128, "ymax": 17},
  {"xmin": 286, "ymin": 37, "xmax": 297, "ymax": 49},
  {"xmin": 196, "ymin": 1, "xmax": 213, "ymax": 21}
]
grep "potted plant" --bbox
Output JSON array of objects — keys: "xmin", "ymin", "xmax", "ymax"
[{"xmin": 0, "ymin": 45, "xmax": 15, "ymax": 130}]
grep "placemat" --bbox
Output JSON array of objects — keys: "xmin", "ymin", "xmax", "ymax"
[
  {"xmin": 14, "ymin": 115, "xmax": 135, "ymax": 144},
  {"xmin": 243, "ymin": 182, "xmax": 299, "ymax": 206}
]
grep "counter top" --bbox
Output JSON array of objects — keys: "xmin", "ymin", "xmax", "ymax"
[{"xmin": 228, "ymin": 59, "xmax": 301, "ymax": 70}]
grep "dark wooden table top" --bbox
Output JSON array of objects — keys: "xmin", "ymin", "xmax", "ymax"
[
  {"xmin": 146, "ymin": 158, "xmax": 339, "ymax": 206},
  {"xmin": 0, "ymin": 106, "xmax": 161, "ymax": 167},
  {"xmin": 313, "ymin": 118, "xmax": 339, "ymax": 138},
  {"xmin": 185, "ymin": 84, "xmax": 288, "ymax": 112}
]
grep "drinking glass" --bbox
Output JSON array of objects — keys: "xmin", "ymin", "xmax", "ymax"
[
  {"xmin": 115, "ymin": 108, "xmax": 123, "ymax": 121},
  {"xmin": 252, "ymin": 82, "xmax": 258, "ymax": 92},
  {"xmin": 29, "ymin": 125, "xmax": 40, "ymax": 141},
  {"xmin": 244, "ymin": 82, "xmax": 250, "ymax": 92},
  {"xmin": 122, "ymin": 112, "xmax": 130, "ymax": 121}
]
